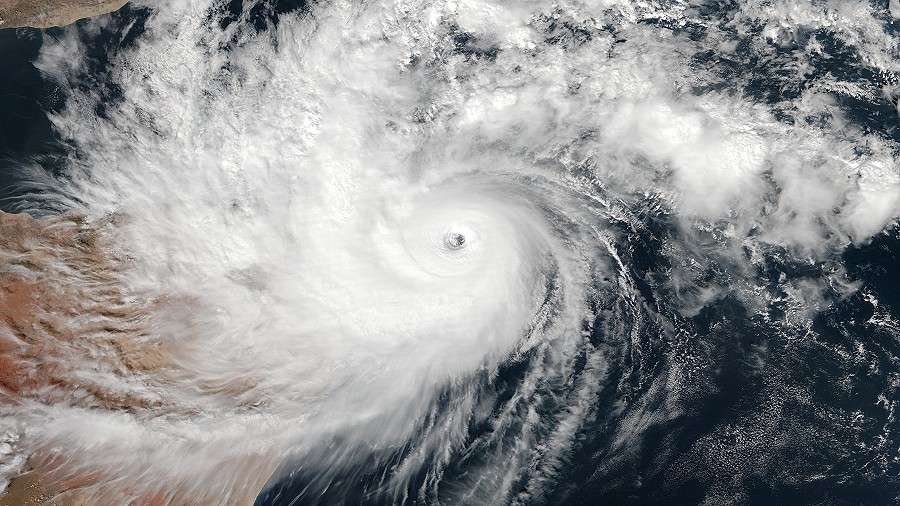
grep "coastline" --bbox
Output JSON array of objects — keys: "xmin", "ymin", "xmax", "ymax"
[{"xmin": 0, "ymin": 0, "xmax": 127, "ymax": 29}]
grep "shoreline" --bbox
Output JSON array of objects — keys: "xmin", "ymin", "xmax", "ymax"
[{"xmin": 0, "ymin": 0, "xmax": 128, "ymax": 29}]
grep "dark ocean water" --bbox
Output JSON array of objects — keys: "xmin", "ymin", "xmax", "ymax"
[
  {"xmin": 0, "ymin": 30, "xmax": 52, "ymax": 156},
  {"xmin": 253, "ymin": 227, "xmax": 900, "ymax": 506},
  {"xmin": 3, "ymin": 2, "xmax": 900, "ymax": 505},
  {"xmin": 0, "ymin": 29, "xmax": 58, "ymax": 212}
]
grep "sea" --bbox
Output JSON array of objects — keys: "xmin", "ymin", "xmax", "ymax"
[{"xmin": 1, "ymin": 1, "xmax": 900, "ymax": 504}]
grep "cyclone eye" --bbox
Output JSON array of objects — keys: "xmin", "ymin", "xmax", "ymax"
[{"xmin": 446, "ymin": 232, "xmax": 466, "ymax": 249}]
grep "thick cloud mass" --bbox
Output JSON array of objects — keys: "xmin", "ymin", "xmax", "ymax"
[{"xmin": 2, "ymin": 0, "xmax": 900, "ymax": 504}]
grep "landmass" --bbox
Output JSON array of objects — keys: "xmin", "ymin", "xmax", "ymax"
[
  {"xmin": 0, "ymin": 0, "xmax": 127, "ymax": 29},
  {"xmin": 0, "ymin": 211, "xmax": 165, "ymax": 505},
  {"xmin": 0, "ymin": 210, "xmax": 272, "ymax": 504}
]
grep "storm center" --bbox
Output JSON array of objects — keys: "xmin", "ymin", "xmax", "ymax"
[{"xmin": 446, "ymin": 232, "xmax": 466, "ymax": 249}]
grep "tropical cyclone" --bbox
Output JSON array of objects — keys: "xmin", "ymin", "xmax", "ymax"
[
  {"xmin": 0, "ymin": 0, "xmax": 126, "ymax": 28},
  {"xmin": 5, "ymin": 0, "xmax": 900, "ymax": 503}
]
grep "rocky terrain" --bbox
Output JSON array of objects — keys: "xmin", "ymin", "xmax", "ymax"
[
  {"xmin": 0, "ymin": 212, "xmax": 277, "ymax": 505},
  {"xmin": 0, "ymin": 207, "xmax": 281, "ymax": 503},
  {"xmin": 0, "ymin": 0, "xmax": 127, "ymax": 28},
  {"xmin": 0, "ymin": 211, "xmax": 173, "ymax": 504}
]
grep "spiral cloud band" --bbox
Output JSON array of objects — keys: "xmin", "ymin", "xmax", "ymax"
[{"xmin": 1, "ymin": 0, "xmax": 899, "ymax": 504}]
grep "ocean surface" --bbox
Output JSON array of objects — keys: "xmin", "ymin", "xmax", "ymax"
[{"xmin": 1, "ymin": 1, "xmax": 900, "ymax": 504}]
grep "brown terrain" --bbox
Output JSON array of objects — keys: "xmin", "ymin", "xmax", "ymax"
[
  {"xmin": 0, "ymin": 3, "xmax": 277, "ymax": 502},
  {"xmin": 0, "ymin": 0, "xmax": 127, "ymax": 28},
  {"xmin": 0, "ymin": 212, "xmax": 273, "ymax": 505},
  {"xmin": 0, "ymin": 211, "xmax": 166, "ymax": 505}
]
